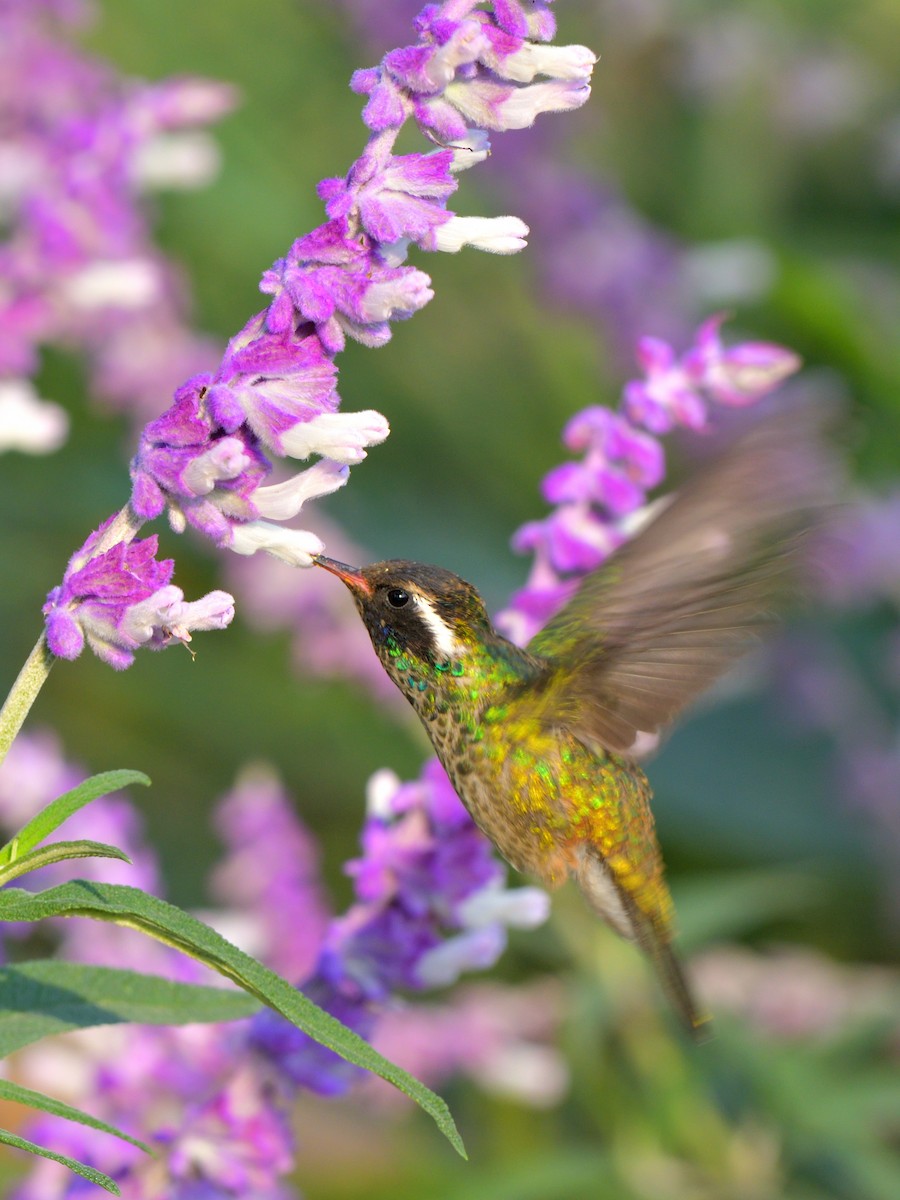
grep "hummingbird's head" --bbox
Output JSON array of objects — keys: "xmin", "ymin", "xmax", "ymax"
[{"xmin": 313, "ymin": 555, "xmax": 491, "ymax": 668}]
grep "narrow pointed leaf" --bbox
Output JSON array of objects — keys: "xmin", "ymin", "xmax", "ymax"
[
  {"xmin": 0, "ymin": 960, "xmax": 260, "ymax": 1058},
  {"xmin": 0, "ymin": 1078, "xmax": 151, "ymax": 1154},
  {"xmin": 0, "ymin": 1125, "xmax": 119, "ymax": 1194},
  {"xmin": 0, "ymin": 881, "xmax": 466, "ymax": 1157},
  {"xmin": 0, "ymin": 840, "xmax": 131, "ymax": 887},
  {"xmin": 0, "ymin": 770, "xmax": 150, "ymax": 868}
]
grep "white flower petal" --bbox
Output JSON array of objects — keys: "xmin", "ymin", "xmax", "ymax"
[
  {"xmin": 444, "ymin": 130, "xmax": 492, "ymax": 172},
  {"xmin": 458, "ymin": 883, "xmax": 550, "ymax": 929},
  {"xmin": 0, "ymin": 380, "xmax": 68, "ymax": 454},
  {"xmin": 496, "ymin": 79, "xmax": 592, "ymax": 128},
  {"xmin": 253, "ymin": 460, "xmax": 349, "ymax": 521},
  {"xmin": 365, "ymin": 769, "xmax": 402, "ymax": 819},
  {"xmin": 433, "ymin": 215, "xmax": 528, "ymax": 255},
  {"xmin": 132, "ymin": 131, "xmax": 221, "ymax": 190},
  {"xmin": 63, "ymin": 259, "xmax": 162, "ymax": 310},
  {"xmin": 182, "ymin": 437, "xmax": 251, "ymax": 496},
  {"xmin": 229, "ymin": 521, "xmax": 324, "ymax": 567},
  {"xmin": 496, "ymin": 43, "xmax": 597, "ymax": 84},
  {"xmin": 119, "ymin": 585, "xmax": 184, "ymax": 644},
  {"xmin": 416, "ymin": 926, "xmax": 506, "ymax": 987},
  {"xmin": 280, "ymin": 410, "xmax": 390, "ymax": 464}
]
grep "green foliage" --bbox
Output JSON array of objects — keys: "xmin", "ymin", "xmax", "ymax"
[
  {"xmin": 0, "ymin": 840, "xmax": 130, "ymax": 886},
  {"xmin": 0, "ymin": 1127, "xmax": 121, "ymax": 1196},
  {"xmin": 0, "ymin": 769, "xmax": 464, "ymax": 1188},
  {"xmin": 0, "ymin": 960, "xmax": 259, "ymax": 1058},
  {"xmin": 0, "ymin": 769, "xmax": 149, "ymax": 869},
  {"xmin": 0, "ymin": 880, "xmax": 465, "ymax": 1158}
]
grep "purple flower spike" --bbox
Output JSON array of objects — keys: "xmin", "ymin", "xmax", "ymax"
[
  {"xmin": 685, "ymin": 314, "xmax": 803, "ymax": 406},
  {"xmin": 320, "ymin": 146, "xmax": 458, "ymax": 246},
  {"xmin": 250, "ymin": 760, "xmax": 548, "ymax": 1096},
  {"xmin": 128, "ymin": 315, "xmax": 388, "ymax": 559},
  {"xmin": 114, "ymin": 0, "xmax": 596, "ymax": 588},
  {"xmin": 498, "ymin": 316, "xmax": 803, "ymax": 645},
  {"xmin": 43, "ymin": 520, "xmax": 234, "ymax": 669}
]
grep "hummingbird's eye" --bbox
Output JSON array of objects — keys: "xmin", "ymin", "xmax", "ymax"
[{"xmin": 386, "ymin": 587, "xmax": 410, "ymax": 608}]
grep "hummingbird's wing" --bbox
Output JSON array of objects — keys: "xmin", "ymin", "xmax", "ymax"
[{"xmin": 526, "ymin": 406, "xmax": 838, "ymax": 755}]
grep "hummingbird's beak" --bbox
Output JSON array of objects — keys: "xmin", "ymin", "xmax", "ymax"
[{"xmin": 312, "ymin": 555, "xmax": 373, "ymax": 596}]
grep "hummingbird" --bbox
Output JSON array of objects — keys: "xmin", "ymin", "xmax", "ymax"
[{"xmin": 313, "ymin": 410, "xmax": 834, "ymax": 1036}]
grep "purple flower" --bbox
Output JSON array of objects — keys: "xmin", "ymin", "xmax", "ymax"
[
  {"xmin": 319, "ymin": 145, "xmax": 458, "ymax": 247},
  {"xmin": 358, "ymin": 4, "xmax": 594, "ymax": 143},
  {"xmin": 497, "ymin": 316, "xmax": 803, "ymax": 644},
  {"xmin": 370, "ymin": 978, "xmax": 568, "ymax": 1108},
  {"xmin": 43, "ymin": 518, "xmax": 233, "ymax": 669},
  {"xmin": 210, "ymin": 768, "xmax": 331, "ymax": 982},
  {"xmin": 164, "ymin": 1068, "xmax": 295, "ymax": 1196},
  {"xmin": 250, "ymin": 761, "xmax": 548, "ymax": 1094},
  {"xmin": 52, "ymin": 0, "xmax": 595, "ymax": 598},
  {"xmin": 684, "ymin": 313, "xmax": 801, "ymax": 406},
  {"xmin": 0, "ymin": 3, "xmax": 233, "ymax": 429}
]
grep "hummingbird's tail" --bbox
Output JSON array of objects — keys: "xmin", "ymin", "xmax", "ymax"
[{"xmin": 574, "ymin": 846, "xmax": 711, "ymax": 1041}]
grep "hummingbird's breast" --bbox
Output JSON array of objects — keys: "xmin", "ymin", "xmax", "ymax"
[{"xmin": 377, "ymin": 633, "xmax": 666, "ymax": 916}]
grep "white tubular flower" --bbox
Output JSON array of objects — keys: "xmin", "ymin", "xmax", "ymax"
[
  {"xmin": 279, "ymin": 410, "xmax": 390, "ymax": 464},
  {"xmin": 444, "ymin": 130, "xmax": 492, "ymax": 172},
  {"xmin": 133, "ymin": 131, "xmax": 222, "ymax": 190},
  {"xmin": 160, "ymin": 590, "xmax": 236, "ymax": 641},
  {"xmin": 365, "ymin": 769, "xmax": 403, "ymax": 819},
  {"xmin": 433, "ymin": 215, "xmax": 529, "ymax": 254},
  {"xmin": 458, "ymin": 882, "xmax": 551, "ymax": 929},
  {"xmin": 378, "ymin": 237, "xmax": 411, "ymax": 268},
  {"xmin": 182, "ymin": 438, "xmax": 252, "ymax": 496},
  {"xmin": 62, "ymin": 259, "xmax": 162, "ymax": 310},
  {"xmin": 495, "ymin": 43, "xmax": 597, "ymax": 85},
  {"xmin": 230, "ymin": 521, "xmax": 325, "ymax": 567},
  {"xmin": 416, "ymin": 926, "xmax": 507, "ymax": 988},
  {"xmin": 118, "ymin": 585, "xmax": 235, "ymax": 648},
  {"xmin": 0, "ymin": 380, "xmax": 69, "ymax": 454},
  {"xmin": 494, "ymin": 79, "xmax": 594, "ymax": 128},
  {"xmin": 358, "ymin": 270, "xmax": 434, "ymax": 322},
  {"xmin": 253, "ymin": 460, "xmax": 349, "ymax": 521}
]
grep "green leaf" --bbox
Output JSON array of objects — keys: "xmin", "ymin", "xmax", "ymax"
[
  {"xmin": 0, "ymin": 959, "xmax": 260, "ymax": 1058},
  {"xmin": 0, "ymin": 1125, "xmax": 119, "ymax": 1195},
  {"xmin": 0, "ymin": 881, "xmax": 466, "ymax": 1158},
  {"xmin": 0, "ymin": 770, "xmax": 150, "ymax": 869},
  {"xmin": 0, "ymin": 1078, "xmax": 150, "ymax": 1154},
  {"xmin": 0, "ymin": 840, "xmax": 131, "ymax": 887}
]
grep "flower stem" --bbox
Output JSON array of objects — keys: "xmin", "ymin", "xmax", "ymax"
[{"xmin": 0, "ymin": 634, "xmax": 55, "ymax": 769}]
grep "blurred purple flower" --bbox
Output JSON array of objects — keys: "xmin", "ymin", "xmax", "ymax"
[
  {"xmin": 163, "ymin": 1068, "xmax": 295, "ymax": 1198},
  {"xmin": 210, "ymin": 767, "xmax": 331, "ymax": 982},
  {"xmin": 0, "ymin": 2, "xmax": 233, "ymax": 425},
  {"xmin": 819, "ymin": 491, "xmax": 900, "ymax": 608},
  {"xmin": 498, "ymin": 316, "xmax": 802, "ymax": 645},
  {"xmin": 693, "ymin": 945, "xmax": 898, "ymax": 1042},
  {"xmin": 370, "ymin": 978, "xmax": 568, "ymax": 1109},
  {"xmin": 249, "ymin": 760, "xmax": 548, "ymax": 1095}
]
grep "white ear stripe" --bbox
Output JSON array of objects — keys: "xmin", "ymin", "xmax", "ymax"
[{"xmin": 414, "ymin": 594, "xmax": 458, "ymax": 659}]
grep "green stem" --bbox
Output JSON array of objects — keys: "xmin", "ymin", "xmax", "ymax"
[
  {"xmin": 0, "ymin": 634, "xmax": 55, "ymax": 769},
  {"xmin": 0, "ymin": 504, "xmax": 145, "ymax": 770}
]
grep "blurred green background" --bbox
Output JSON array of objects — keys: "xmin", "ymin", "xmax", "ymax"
[{"xmin": 1, "ymin": 1, "xmax": 898, "ymax": 1197}]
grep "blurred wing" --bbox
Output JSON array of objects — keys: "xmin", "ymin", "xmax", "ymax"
[{"xmin": 527, "ymin": 406, "xmax": 839, "ymax": 755}]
